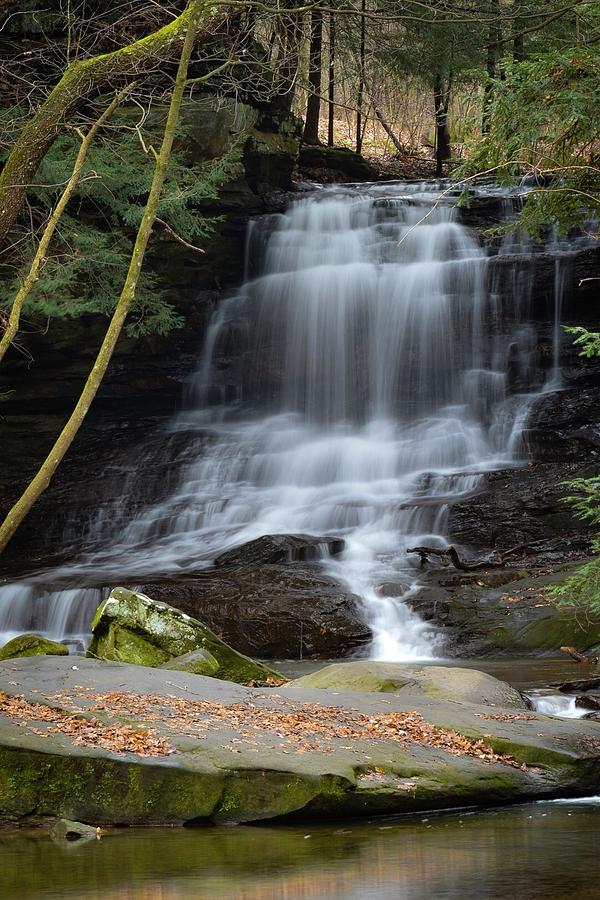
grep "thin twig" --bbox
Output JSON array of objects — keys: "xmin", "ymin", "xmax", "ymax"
[{"xmin": 155, "ymin": 218, "xmax": 205, "ymax": 254}]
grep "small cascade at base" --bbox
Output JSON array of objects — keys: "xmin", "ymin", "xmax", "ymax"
[
  {"xmin": 527, "ymin": 693, "xmax": 589, "ymax": 719},
  {"xmin": 0, "ymin": 182, "xmax": 580, "ymax": 658}
]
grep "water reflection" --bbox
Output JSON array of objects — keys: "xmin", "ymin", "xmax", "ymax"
[{"xmin": 1, "ymin": 801, "xmax": 599, "ymax": 900}]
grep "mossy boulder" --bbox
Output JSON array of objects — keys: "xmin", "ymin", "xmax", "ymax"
[
  {"xmin": 0, "ymin": 634, "xmax": 68, "ymax": 661},
  {"xmin": 244, "ymin": 109, "xmax": 303, "ymax": 194},
  {"xmin": 287, "ymin": 661, "xmax": 528, "ymax": 709},
  {"xmin": 408, "ymin": 567, "xmax": 600, "ymax": 657},
  {"xmin": 488, "ymin": 606, "xmax": 600, "ymax": 653},
  {"xmin": 298, "ymin": 146, "xmax": 377, "ymax": 182},
  {"xmin": 160, "ymin": 648, "xmax": 220, "ymax": 677},
  {"xmin": 50, "ymin": 818, "xmax": 98, "ymax": 840},
  {"xmin": 87, "ymin": 588, "xmax": 283, "ymax": 684}
]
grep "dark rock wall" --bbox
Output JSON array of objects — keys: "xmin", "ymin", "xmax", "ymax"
[
  {"xmin": 448, "ymin": 246, "xmax": 600, "ymax": 555},
  {"xmin": 0, "ymin": 98, "xmax": 302, "ymax": 565}
]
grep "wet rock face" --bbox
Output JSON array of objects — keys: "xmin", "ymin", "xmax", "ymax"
[
  {"xmin": 448, "ymin": 462, "xmax": 598, "ymax": 552},
  {"xmin": 138, "ymin": 563, "xmax": 369, "ymax": 660},
  {"xmin": 525, "ymin": 386, "xmax": 600, "ymax": 461},
  {"xmin": 214, "ymin": 534, "xmax": 345, "ymax": 568},
  {"xmin": 406, "ymin": 567, "xmax": 600, "ymax": 658}
]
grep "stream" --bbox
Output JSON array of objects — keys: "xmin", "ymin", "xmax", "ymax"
[{"xmin": 1, "ymin": 799, "xmax": 599, "ymax": 900}]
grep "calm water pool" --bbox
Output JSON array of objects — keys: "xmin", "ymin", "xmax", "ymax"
[{"xmin": 1, "ymin": 799, "xmax": 599, "ymax": 900}]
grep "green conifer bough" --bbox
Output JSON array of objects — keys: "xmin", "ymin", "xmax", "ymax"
[
  {"xmin": 0, "ymin": 1, "xmax": 225, "ymax": 249},
  {"xmin": 0, "ymin": 87, "xmax": 131, "ymax": 365},
  {"xmin": 0, "ymin": 0, "xmax": 205, "ymax": 554}
]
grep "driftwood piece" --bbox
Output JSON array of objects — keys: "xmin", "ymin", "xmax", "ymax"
[
  {"xmin": 560, "ymin": 645, "xmax": 599, "ymax": 665},
  {"xmin": 551, "ymin": 676, "xmax": 600, "ymax": 694},
  {"xmin": 407, "ymin": 545, "xmax": 502, "ymax": 571},
  {"xmin": 407, "ymin": 537, "xmax": 567, "ymax": 571}
]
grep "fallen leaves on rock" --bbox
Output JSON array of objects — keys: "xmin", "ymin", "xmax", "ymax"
[
  {"xmin": 475, "ymin": 712, "xmax": 538, "ymax": 722},
  {"xmin": 0, "ymin": 691, "xmax": 171, "ymax": 757},
  {"xmin": 5, "ymin": 687, "xmax": 527, "ymax": 768},
  {"xmin": 576, "ymin": 733, "xmax": 600, "ymax": 755}
]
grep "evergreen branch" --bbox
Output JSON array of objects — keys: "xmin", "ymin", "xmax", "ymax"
[{"xmin": 0, "ymin": 84, "xmax": 134, "ymax": 365}]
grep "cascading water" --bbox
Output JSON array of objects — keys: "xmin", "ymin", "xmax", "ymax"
[{"xmin": 0, "ymin": 182, "xmax": 572, "ymax": 658}]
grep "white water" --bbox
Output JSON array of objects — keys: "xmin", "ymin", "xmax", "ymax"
[
  {"xmin": 0, "ymin": 182, "xmax": 573, "ymax": 657},
  {"xmin": 528, "ymin": 693, "xmax": 589, "ymax": 719}
]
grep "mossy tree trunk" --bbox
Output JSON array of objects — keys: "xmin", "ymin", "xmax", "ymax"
[
  {"xmin": 0, "ymin": 87, "xmax": 131, "ymax": 365},
  {"xmin": 0, "ymin": 1, "xmax": 203, "ymax": 555},
  {"xmin": 0, "ymin": 2, "xmax": 226, "ymax": 249}
]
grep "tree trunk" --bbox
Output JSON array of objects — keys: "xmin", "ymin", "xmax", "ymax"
[
  {"xmin": 0, "ymin": 2, "xmax": 228, "ymax": 250},
  {"xmin": 433, "ymin": 73, "xmax": 451, "ymax": 178},
  {"xmin": 0, "ymin": 88, "xmax": 130, "ymax": 365},
  {"xmin": 513, "ymin": 26, "xmax": 525, "ymax": 62},
  {"xmin": 367, "ymin": 84, "xmax": 403, "ymax": 154},
  {"xmin": 273, "ymin": 13, "xmax": 302, "ymax": 112},
  {"xmin": 482, "ymin": 0, "xmax": 501, "ymax": 133},
  {"xmin": 0, "ymin": 1, "xmax": 201, "ymax": 555},
  {"xmin": 304, "ymin": 9, "xmax": 323, "ymax": 144},
  {"xmin": 356, "ymin": 0, "xmax": 366, "ymax": 154},
  {"xmin": 327, "ymin": 11, "xmax": 335, "ymax": 147}
]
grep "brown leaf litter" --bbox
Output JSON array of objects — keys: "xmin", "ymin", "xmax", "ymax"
[{"xmin": 0, "ymin": 688, "xmax": 525, "ymax": 768}]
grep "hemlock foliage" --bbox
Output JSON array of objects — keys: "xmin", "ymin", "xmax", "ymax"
[
  {"xmin": 464, "ymin": 42, "xmax": 600, "ymax": 238},
  {"xmin": 551, "ymin": 329, "xmax": 600, "ymax": 616},
  {"xmin": 0, "ymin": 104, "xmax": 242, "ymax": 337}
]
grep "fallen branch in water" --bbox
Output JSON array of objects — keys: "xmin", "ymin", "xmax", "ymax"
[
  {"xmin": 407, "ymin": 545, "xmax": 503, "ymax": 571},
  {"xmin": 560, "ymin": 646, "xmax": 599, "ymax": 665}
]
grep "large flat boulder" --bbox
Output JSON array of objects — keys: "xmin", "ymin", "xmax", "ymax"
[
  {"xmin": 87, "ymin": 588, "xmax": 283, "ymax": 684},
  {"xmin": 1, "ymin": 656, "xmax": 600, "ymax": 827},
  {"xmin": 287, "ymin": 661, "xmax": 528, "ymax": 709}
]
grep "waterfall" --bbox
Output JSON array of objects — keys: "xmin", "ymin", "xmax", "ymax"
[{"xmin": 0, "ymin": 182, "xmax": 572, "ymax": 658}]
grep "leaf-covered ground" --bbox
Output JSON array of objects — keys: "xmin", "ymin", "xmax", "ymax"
[{"xmin": 0, "ymin": 688, "xmax": 525, "ymax": 767}]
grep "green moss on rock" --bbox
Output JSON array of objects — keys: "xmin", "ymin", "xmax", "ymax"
[
  {"xmin": 288, "ymin": 662, "xmax": 528, "ymax": 709},
  {"xmin": 87, "ymin": 587, "xmax": 283, "ymax": 684},
  {"xmin": 160, "ymin": 648, "xmax": 220, "ymax": 676},
  {"xmin": 2, "ymin": 656, "xmax": 600, "ymax": 826},
  {"xmin": 89, "ymin": 622, "xmax": 171, "ymax": 667},
  {"xmin": 0, "ymin": 634, "xmax": 68, "ymax": 661},
  {"xmin": 488, "ymin": 608, "xmax": 600, "ymax": 652},
  {"xmin": 0, "ymin": 744, "xmax": 224, "ymax": 825}
]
